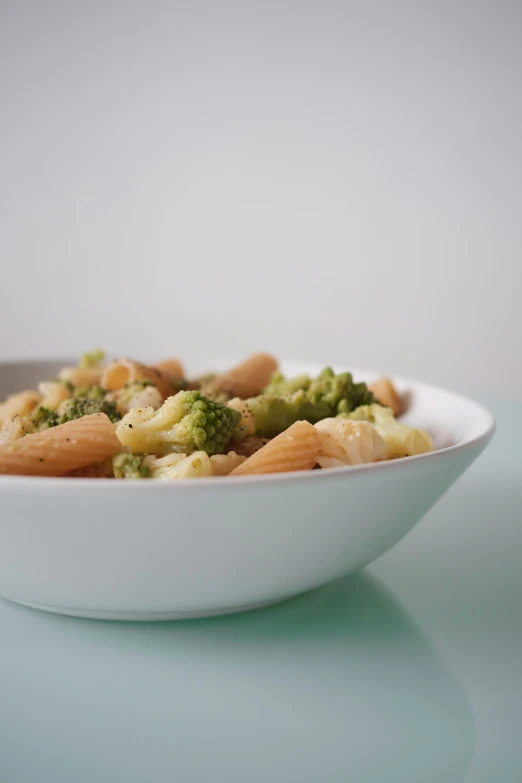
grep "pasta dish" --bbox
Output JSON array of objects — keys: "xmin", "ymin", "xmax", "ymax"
[{"xmin": 0, "ymin": 352, "xmax": 433, "ymax": 479}]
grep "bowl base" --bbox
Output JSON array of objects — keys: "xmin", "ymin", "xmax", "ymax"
[{"xmin": 7, "ymin": 596, "xmax": 289, "ymax": 621}]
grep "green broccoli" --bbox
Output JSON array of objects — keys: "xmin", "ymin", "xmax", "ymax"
[
  {"xmin": 163, "ymin": 391, "xmax": 241, "ymax": 454},
  {"xmin": 58, "ymin": 391, "xmax": 121, "ymax": 424},
  {"xmin": 117, "ymin": 390, "xmax": 242, "ymax": 456},
  {"xmin": 71, "ymin": 383, "xmax": 105, "ymax": 400},
  {"xmin": 31, "ymin": 406, "xmax": 60, "ymax": 431},
  {"xmin": 238, "ymin": 391, "xmax": 322, "ymax": 438},
  {"xmin": 80, "ymin": 349, "xmax": 105, "ymax": 368},
  {"xmin": 113, "ymin": 453, "xmax": 151, "ymax": 479},
  {"xmin": 263, "ymin": 371, "xmax": 311, "ymax": 396},
  {"xmin": 306, "ymin": 367, "xmax": 375, "ymax": 414},
  {"xmin": 238, "ymin": 368, "xmax": 375, "ymax": 438}
]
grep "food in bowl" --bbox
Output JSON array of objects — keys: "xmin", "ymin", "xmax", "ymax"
[
  {"xmin": 0, "ymin": 351, "xmax": 433, "ymax": 479},
  {"xmin": 0, "ymin": 358, "xmax": 495, "ymax": 619}
]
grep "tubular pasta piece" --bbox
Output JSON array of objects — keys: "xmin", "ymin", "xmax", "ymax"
[
  {"xmin": 315, "ymin": 419, "xmax": 387, "ymax": 466},
  {"xmin": 368, "ymin": 377, "xmax": 403, "ymax": 416},
  {"xmin": 0, "ymin": 390, "xmax": 40, "ymax": 427},
  {"xmin": 231, "ymin": 420, "xmax": 320, "ymax": 476},
  {"xmin": 216, "ymin": 354, "xmax": 278, "ymax": 399},
  {"xmin": 101, "ymin": 359, "xmax": 172, "ymax": 399},
  {"xmin": 101, "ymin": 359, "xmax": 150, "ymax": 391},
  {"xmin": 152, "ymin": 359, "xmax": 185, "ymax": 382},
  {"xmin": 0, "ymin": 413, "xmax": 120, "ymax": 476},
  {"xmin": 59, "ymin": 366, "xmax": 104, "ymax": 387}
]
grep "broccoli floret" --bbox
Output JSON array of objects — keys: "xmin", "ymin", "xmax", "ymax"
[
  {"xmin": 239, "ymin": 391, "xmax": 321, "ymax": 438},
  {"xmin": 72, "ymin": 384, "xmax": 105, "ymax": 400},
  {"xmin": 239, "ymin": 368, "xmax": 375, "ymax": 438},
  {"xmin": 113, "ymin": 453, "xmax": 151, "ymax": 479},
  {"xmin": 263, "ymin": 371, "xmax": 311, "ymax": 396},
  {"xmin": 162, "ymin": 391, "xmax": 241, "ymax": 454},
  {"xmin": 307, "ymin": 368, "xmax": 375, "ymax": 414},
  {"xmin": 117, "ymin": 391, "xmax": 242, "ymax": 455},
  {"xmin": 80, "ymin": 349, "xmax": 105, "ymax": 368},
  {"xmin": 58, "ymin": 386, "xmax": 121, "ymax": 424},
  {"xmin": 31, "ymin": 405, "xmax": 60, "ymax": 431},
  {"xmin": 27, "ymin": 386, "xmax": 121, "ymax": 432}
]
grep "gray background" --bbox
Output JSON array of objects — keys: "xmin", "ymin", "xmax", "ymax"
[{"xmin": 1, "ymin": 1, "xmax": 520, "ymax": 389}]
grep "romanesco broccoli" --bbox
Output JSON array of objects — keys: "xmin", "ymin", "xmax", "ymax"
[
  {"xmin": 306, "ymin": 368, "xmax": 375, "ymax": 414},
  {"xmin": 117, "ymin": 391, "xmax": 242, "ymax": 456},
  {"xmin": 235, "ymin": 368, "xmax": 375, "ymax": 438},
  {"xmin": 263, "ymin": 371, "xmax": 311, "ymax": 396}
]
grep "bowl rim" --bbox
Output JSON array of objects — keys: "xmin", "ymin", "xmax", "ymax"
[{"xmin": 0, "ymin": 363, "xmax": 496, "ymax": 491}]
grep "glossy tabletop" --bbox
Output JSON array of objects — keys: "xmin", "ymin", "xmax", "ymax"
[{"xmin": 0, "ymin": 392, "xmax": 520, "ymax": 783}]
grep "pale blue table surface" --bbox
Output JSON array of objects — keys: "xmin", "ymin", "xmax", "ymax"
[{"xmin": 0, "ymin": 392, "xmax": 520, "ymax": 783}]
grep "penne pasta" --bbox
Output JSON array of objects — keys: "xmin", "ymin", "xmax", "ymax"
[
  {"xmin": 59, "ymin": 366, "xmax": 104, "ymax": 387},
  {"xmin": 0, "ymin": 413, "xmax": 120, "ymax": 477},
  {"xmin": 152, "ymin": 359, "xmax": 185, "ymax": 382},
  {"xmin": 0, "ymin": 390, "xmax": 40, "ymax": 427},
  {"xmin": 101, "ymin": 359, "xmax": 173, "ymax": 400},
  {"xmin": 231, "ymin": 421, "xmax": 320, "ymax": 476},
  {"xmin": 101, "ymin": 359, "xmax": 149, "ymax": 391},
  {"xmin": 216, "ymin": 354, "xmax": 278, "ymax": 399},
  {"xmin": 368, "ymin": 377, "xmax": 403, "ymax": 417}
]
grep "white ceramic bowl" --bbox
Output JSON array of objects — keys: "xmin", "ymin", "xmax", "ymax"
[{"xmin": 0, "ymin": 360, "xmax": 495, "ymax": 620}]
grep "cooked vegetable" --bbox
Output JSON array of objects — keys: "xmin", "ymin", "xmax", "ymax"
[
  {"xmin": 315, "ymin": 418, "xmax": 387, "ymax": 466},
  {"xmin": 343, "ymin": 404, "xmax": 432, "ymax": 458},
  {"xmin": 58, "ymin": 386, "xmax": 121, "ymax": 424},
  {"xmin": 116, "ymin": 390, "xmax": 242, "ymax": 456},
  {"xmin": 230, "ymin": 368, "xmax": 375, "ymax": 439},
  {"xmin": 113, "ymin": 453, "xmax": 151, "ymax": 479},
  {"xmin": 80, "ymin": 349, "xmax": 106, "ymax": 368}
]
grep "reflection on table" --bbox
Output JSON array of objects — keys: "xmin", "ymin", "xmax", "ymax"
[{"xmin": 0, "ymin": 572, "xmax": 474, "ymax": 783}]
